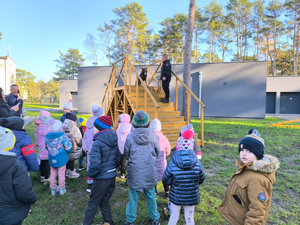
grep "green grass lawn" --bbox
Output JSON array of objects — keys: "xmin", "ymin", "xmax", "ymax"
[
  {"xmin": 24, "ymin": 103, "xmax": 59, "ymax": 109},
  {"xmin": 22, "ymin": 115, "xmax": 300, "ymax": 225}
]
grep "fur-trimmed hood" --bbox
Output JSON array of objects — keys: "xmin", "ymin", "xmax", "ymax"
[{"xmin": 236, "ymin": 154, "xmax": 280, "ymax": 184}]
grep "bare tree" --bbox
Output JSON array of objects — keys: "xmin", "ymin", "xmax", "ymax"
[{"xmin": 182, "ymin": 0, "xmax": 196, "ymax": 121}]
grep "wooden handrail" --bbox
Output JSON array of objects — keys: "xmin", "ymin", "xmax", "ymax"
[
  {"xmin": 128, "ymin": 60, "xmax": 160, "ymax": 110},
  {"xmin": 171, "ymin": 71, "xmax": 206, "ymax": 108}
]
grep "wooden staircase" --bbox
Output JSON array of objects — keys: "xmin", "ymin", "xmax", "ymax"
[{"xmin": 102, "ymin": 57, "xmax": 205, "ymax": 148}]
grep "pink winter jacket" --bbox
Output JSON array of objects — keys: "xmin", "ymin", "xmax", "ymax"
[
  {"xmin": 37, "ymin": 124, "xmax": 51, "ymax": 160},
  {"xmin": 34, "ymin": 117, "xmax": 41, "ymax": 147},
  {"xmin": 82, "ymin": 116, "xmax": 97, "ymax": 154},
  {"xmin": 154, "ymin": 130, "xmax": 171, "ymax": 181},
  {"xmin": 116, "ymin": 114, "xmax": 132, "ymax": 154}
]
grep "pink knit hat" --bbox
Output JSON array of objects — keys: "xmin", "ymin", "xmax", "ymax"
[
  {"xmin": 176, "ymin": 129, "xmax": 194, "ymax": 151},
  {"xmin": 34, "ymin": 117, "xmax": 41, "ymax": 125},
  {"xmin": 39, "ymin": 110, "xmax": 51, "ymax": 125}
]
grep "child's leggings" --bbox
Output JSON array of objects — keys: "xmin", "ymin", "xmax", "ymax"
[
  {"xmin": 168, "ymin": 202, "xmax": 195, "ymax": 225},
  {"xmin": 50, "ymin": 165, "xmax": 66, "ymax": 188},
  {"xmin": 40, "ymin": 159, "xmax": 50, "ymax": 179}
]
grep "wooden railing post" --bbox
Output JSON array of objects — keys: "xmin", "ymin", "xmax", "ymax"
[
  {"xmin": 175, "ymin": 78, "xmax": 178, "ymax": 111},
  {"xmin": 125, "ymin": 58, "xmax": 127, "ymax": 86},
  {"xmin": 144, "ymin": 88, "xmax": 147, "ymax": 113},
  {"xmin": 201, "ymin": 106, "xmax": 204, "ymax": 147},
  {"xmin": 136, "ymin": 75, "xmax": 138, "ymax": 111}
]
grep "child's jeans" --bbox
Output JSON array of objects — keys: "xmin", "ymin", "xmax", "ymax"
[
  {"xmin": 50, "ymin": 165, "xmax": 66, "ymax": 188},
  {"xmin": 79, "ymin": 150, "xmax": 86, "ymax": 166},
  {"xmin": 168, "ymin": 202, "xmax": 195, "ymax": 225},
  {"xmin": 126, "ymin": 187, "xmax": 160, "ymax": 223}
]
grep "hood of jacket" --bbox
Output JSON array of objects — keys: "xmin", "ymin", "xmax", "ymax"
[
  {"xmin": 131, "ymin": 128, "xmax": 153, "ymax": 145},
  {"xmin": 45, "ymin": 132, "xmax": 65, "ymax": 149},
  {"xmin": 120, "ymin": 114, "xmax": 130, "ymax": 123},
  {"xmin": 172, "ymin": 150, "xmax": 197, "ymax": 169},
  {"xmin": 86, "ymin": 116, "xmax": 97, "ymax": 129},
  {"xmin": 117, "ymin": 123, "xmax": 132, "ymax": 135},
  {"xmin": 0, "ymin": 150, "xmax": 16, "ymax": 176},
  {"xmin": 62, "ymin": 119, "xmax": 77, "ymax": 134},
  {"xmin": 94, "ymin": 129, "xmax": 118, "ymax": 148},
  {"xmin": 236, "ymin": 154, "xmax": 279, "ymax": 183},
  {"xmin": 12, "ymin": 129, "xmax": 27, "ymax": 141}
]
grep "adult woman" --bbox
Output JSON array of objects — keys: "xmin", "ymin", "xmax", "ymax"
[{"xmin": 0, "ymin": 87, "xmax": 19, "ymax": 118}]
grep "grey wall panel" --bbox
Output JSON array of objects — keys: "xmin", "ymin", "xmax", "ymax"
[
  {"xmin": 77, "ymin": 61, "xmax": 268, "ymax": 118},
  {"xmin": 59, "ymin": 79, "xmax": 78, "ymax": 108}
]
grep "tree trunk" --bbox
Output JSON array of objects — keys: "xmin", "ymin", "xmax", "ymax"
[
  {"xmin": 209, "ymin": 28, "xmax": 213, "ymax": 63},
  {"xmin": 194, "ymin": 29, "xmax": 198, "ymax": 63},
  {"xmin": 182, "ymin": 0, "xmax": 196, "ymax": 122}
]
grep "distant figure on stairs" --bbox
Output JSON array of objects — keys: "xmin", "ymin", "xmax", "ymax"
[
  {"xmin": 138, "ymin": 68, "xmax": 148, "ymax": 86},
  {"xmin": 160, "ymin": 54, "xmax": 172, "ymax": 103}
]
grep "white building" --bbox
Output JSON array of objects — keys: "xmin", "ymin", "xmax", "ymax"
[{"xmin": 0, "ymin": 56, "xmax": 16, "ymax": 94}]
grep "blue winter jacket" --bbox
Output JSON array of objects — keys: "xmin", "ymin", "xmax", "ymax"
[
  {"xmin": 11, "ymin": 129, "xmax": 39, "ymax": 172},
  {"xmin": 88, "ymin": 129, "xmax": 122, "ymax": 180},
  {"xmin": 45, "ymin": 132, "xmax": 73, "ymax": 168},
  {"xmin": 163, "ymin": 150, "xmax": 205, "ymax": 206}
]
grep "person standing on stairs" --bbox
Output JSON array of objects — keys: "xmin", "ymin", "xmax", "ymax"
[{"xmin": 160, "ymin": 54, "xmax": 172, "ymax": 103}]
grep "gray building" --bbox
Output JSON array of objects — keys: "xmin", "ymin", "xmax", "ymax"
[
  {"xmin": 59, "ymin": 79, "xmax": 78, "ymax": 109},
  {"xmin": 59, "ymin": 62, "xmax": 300, "ymax": 117},
  {"xmin": 266, "ymin": 76, "xmax": 300, "ymax": 114}
]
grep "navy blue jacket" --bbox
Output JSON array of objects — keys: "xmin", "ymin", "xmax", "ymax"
[
  {"xmin": 0, "ymin": 150, "xmax": 37, "ymax": 225},
  {"xmin": 88, "ymin": 129, "xmax": 122, "ymax": 180},
  {"xmin": 163, "ymin": 150, "xmax": 205, "ymax": 206},
  {"xmin": 0, "ymin": 102, "xmax": 18, "ymax": 118},
  {"xmin": 11, "ymin": 129, "xmax": 39, "ymax": 172}
]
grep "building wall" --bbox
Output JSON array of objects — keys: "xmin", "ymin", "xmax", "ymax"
[
  {"xmin": 77, "ymin": 61, "xmax": 268, "ymax": 118},
  {"xmin": 59, "ymin": 79, "xmax": 78, "ymax": 109},
  {"xmin": 267, "ymin": 76, "xmax": 300, "ymax": 114},
  {"xmin": 0, "ymin": 56, "xmax": 16, "ymax": 94}
]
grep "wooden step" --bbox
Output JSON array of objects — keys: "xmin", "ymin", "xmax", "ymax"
[
  {"xmin": 152, "ymin": 116, "xmax": 185, "ymax": 122},
  {"xmin": 147, "ymin": 111, "xmax": 181, "ymax": 117}
]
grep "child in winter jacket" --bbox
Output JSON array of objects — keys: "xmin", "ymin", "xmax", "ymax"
[
  {"xmin": 62, "ymin": 112, "xmax": 82, "ymax": 178},
  {"xmin": 218, "ymin": 129, "xmax": 280, "ymax": 225},
  {"xmin": 83, "ymin": 115, "xmax": 122, "ymax": 225},
  {"xmin": 82, "ymin": 104, "xmax": 104, "ymax": 192},
  {"xmin": 163, "ymin": 129, "xmax": 205, "ymax": 225},
  {"xmin": 9, "ymin": 117, "xmax": 40, "ymax": 173},
  {"xmin": 116, "ymin": 113, "xmax": 132, "ymax": 178},
  {"xmin": 123, "ymin": 111, "xmax": 161, "ymax": 225},
  {"xmin": 0, "ymin": 126, "xmax": 37, "ymax": 225},
  {"xmin": 60, "ymin": 99, "xmax": 78, "ymax": 124},
  {"xmin": 78, "ymin": 117, "xmax": 87, "ymax": 170},
  {"xmin": 150, "ymin": 118, "xmax": 171, "ymax": 198},
  {"xmin": 36, "ymin": 110, "xmax": 51, "ymax": 183},
  {"xmin": 176, "ymin": 124, "xmax": 202, "ymax": 160},
  {"xmin": 45, "ymin": 118, "xmax": 73, "ymax": 196}
]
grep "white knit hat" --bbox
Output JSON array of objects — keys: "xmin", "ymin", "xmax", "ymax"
[
  {"xmin": 48, "ymin": 118, "xmax": 62, "ymax": 132},
  {"xmin": 181, "ymin": 124, "xmax": 194, "ymax": 135},
  {"xmin": 150, "ymin": 118, "xmax": 161, "ymax": 131},
  {"xmin": 92, "ymin": 104, "xmax": 104, "ymax": 117},
  {"xmin": 63, "ymin": 100, "xmax": 73, "ymax": 111},
  {"xmin": 176, "ymin": 129, "xmax": 194, "ymax": 151},
  {"xmin": 0, "ymin": 126, "xmax": 16, "ymax": 151}
]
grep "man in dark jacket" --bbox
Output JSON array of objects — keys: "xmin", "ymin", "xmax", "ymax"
[
  {"xmin": 123, "ymin": 111, "xmax": 161, "ymax": 225},
  {"xmin": 83, "ymin": 115, "xmax": 122, "ymax": 225},
  {"xmin": 5, "ymin": 84, "xmax": 24, "ymax": 117},
  {"xmin": 160, "ymin": 54, "xmax": 172, "ymax": 103},
  {"xmin": 0, "ymin": 126, "xmax": 37, "ymax": 225}
]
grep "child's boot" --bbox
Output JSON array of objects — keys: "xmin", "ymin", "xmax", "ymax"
[
  {"xmin": 50, "ymin": 186, "xmax": 58, "ymax": 196},
  {"xmin": 59, "ymin": 187, "xmax": 67, "ymax": 195},
  {"xmin": 152, "ymin": 220, "xmax": 160, "ymax": 225},
  {"xmin": 40, "ymin": 176, "xmax": 45, "ymax": 183},
  {"xmin": 165, "ymin": 191, "xmax": 169, "ymax": 200}
]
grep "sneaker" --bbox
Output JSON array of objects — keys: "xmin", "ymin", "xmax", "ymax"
[
  {"xmin": 86, "ymin": 184, "xmax": 92, "ymax": 193},
  {"xmin": 162, "ymin": 99, "xmax": 169, "ymax": 103},
  {"xmin": 65, "ymin": 169, "xmax": 71, "ymax": 178},
  {"xmin": 152, "ymin": 220, "xmax": 160, "ymax": 225},
  {"xmin": 78, "ymin": 165, "xmax": 85, "ymax": 171},
  {"xmin": 68, "ymin": 170, "xmax": 80, "ymax": 178},
  {"xmin": 163, "ymin": 206, "xmax": 170, "ymax": 218},
  {"xmin": 50, "ymin": 186, "xmax": 58, "ymax": 196},
  {"xmin": 120, "ymin": 173, "xmax": 126, "ymax": 179},
  {"xmin": 103, "ymin": 222, "xmax": 115, "ymax": 225},
  {"xmin": 40, "ymin": 176, "xmax": 45, "ymax": 183},
  {"xmin": 122, "ymin": 222, "xmax": 134, "ymax": 225},
  {"xmin": 59, "ymin": 187, "xmax": 67, "ymax": 195},
  {"xmin": 43, "ymin": 178, "xmax": 50, "ymax": 185}
]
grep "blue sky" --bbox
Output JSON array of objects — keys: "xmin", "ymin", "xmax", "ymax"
[{"xmin": 0, "ymin": 0, "xmax": 229, "ymax": 81}]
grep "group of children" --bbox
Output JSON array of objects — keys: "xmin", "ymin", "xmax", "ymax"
[{"xmin": 0, "ymin": 99, "xmax": 280, "ymax": 225}]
